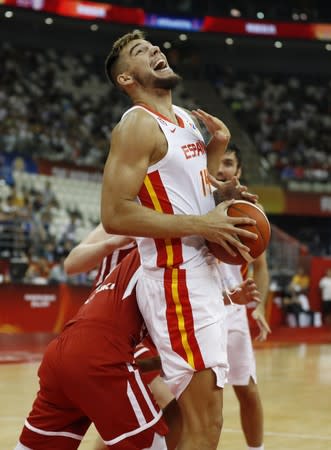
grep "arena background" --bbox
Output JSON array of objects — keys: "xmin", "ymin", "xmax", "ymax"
[{"xmin": 0, "ymin": 2, "xmax": 331, "ymax": 448}]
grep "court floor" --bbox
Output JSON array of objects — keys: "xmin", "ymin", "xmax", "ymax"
[{"xmin": 1, "ymin": 343, "xmax": 331, "ymax": 449}]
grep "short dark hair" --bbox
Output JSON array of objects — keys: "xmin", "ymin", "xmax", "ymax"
[
  {"xmin": 226, "ymin": 141, "xmax": 242, "ymax": 169},
  {"xmin": 105, "ymin": 29, "xmax": 145, "ymax": 86}
]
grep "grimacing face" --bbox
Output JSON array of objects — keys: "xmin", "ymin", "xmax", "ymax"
[
  {"xmin": 118, "ymin": 38, "xmax": 181, "ymax": 90},
  {"xmin": 216, "ymin": 151, "xmax": 242, "ymax": 182}
]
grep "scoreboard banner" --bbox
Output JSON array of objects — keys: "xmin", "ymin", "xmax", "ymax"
[{"xmin": 2, "ymin": 0, "xmax": 331, "ymax": 40}]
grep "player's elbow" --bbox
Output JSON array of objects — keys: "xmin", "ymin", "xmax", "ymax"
[
  {"xmin": 101, "ymin": 207, "xmax": 121, "ymax": 235},
  {"xmin": 63, "ymin": 256, "xmax": 75, "ymax": 275},
  {"xmin": 101, "ymin": 198, "xmax": 134, "ymax": 235}
]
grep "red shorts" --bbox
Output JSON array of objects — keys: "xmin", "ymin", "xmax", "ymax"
[
  {"xmin": 19, "ymin": 326, "xmax": 167, "ymax": 450},
  {"xmin": 135, "ymin": 335, "xmax": 161, "ymax": 385}
]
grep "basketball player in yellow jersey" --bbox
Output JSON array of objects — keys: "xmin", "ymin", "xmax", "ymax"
[
  {"xmin": 214, "ymin": 142, "xmax": 271, "ymax": 450},
  {"xmin": 101, "ymin": 30, "xmax": 259, "ymax": 450}
]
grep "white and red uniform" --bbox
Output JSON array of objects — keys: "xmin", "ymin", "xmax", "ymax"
[
  {"xmin": 17, "ymin": 250, "xmax": 167, "ymax": 450},
  {"xmin": 94, "ymin": 241, "xmax": 137, "ymax": 288},
  {"xmin": 124, "ymin": 104, "xmax": 228, "ymax": 398},
  {"xmin": 216, "ymin": 262, "xmax": 257, "ymax": 385}
]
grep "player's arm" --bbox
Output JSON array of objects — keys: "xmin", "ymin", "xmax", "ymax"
[
  {"xmin": 136, "ymin": 355, "xmax": 162, "ymax": 372},
  {"xmin": 191, "ymin": 109, "xmax": 230, "ymax": 176},
  {"xmin": 63, "ymin": 223, "xmax": 133, "ymax": 275},
  {"xmin": 251, "ymin": 251, "xmax": 272, "ymax": 340},
  {"xmin": 223, "ymin": 278, "xmax": 261, "ymax": 305},
  {"xmin": 101, "ymin": 109, "xmax": 257, "ymax": 253},
  {"xmin": 250, "ymin": 201, "xmax": 272, "ymax": 339}
]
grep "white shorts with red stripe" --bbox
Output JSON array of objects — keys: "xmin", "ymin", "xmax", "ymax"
[
  {"xmin": 225, "ymin": 304, "xmax": 257, "ymax": 385},
  {"xmin": 137, "ymin": 263, "xmax": 229, "ymax": 399}
]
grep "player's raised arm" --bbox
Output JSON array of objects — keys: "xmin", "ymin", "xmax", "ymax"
[{"xmin": 191, "ymin": 108, "xmax": 231, "ymax": 176}]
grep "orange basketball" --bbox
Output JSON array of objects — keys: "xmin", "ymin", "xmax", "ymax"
[{"xmin": 207, "ymin": 200, "xmax": 271, "ymax": 265}]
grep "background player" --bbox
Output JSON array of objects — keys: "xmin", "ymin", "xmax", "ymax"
[{"xmin": 214, "ymin": 142, "xmax": 271, "ymax": 450}]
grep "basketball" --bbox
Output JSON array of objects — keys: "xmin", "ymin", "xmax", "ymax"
[{"xmin": 207, "ymin": 200, "xmax": 271, "ymax": 265}]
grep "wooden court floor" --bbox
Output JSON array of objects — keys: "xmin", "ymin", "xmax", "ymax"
[{"xmin": 1, "ymin": 343, "xmax": 331, "ymax": 449}]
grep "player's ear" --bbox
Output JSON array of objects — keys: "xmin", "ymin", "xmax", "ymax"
[{"xmin": 117, "ymin": 72, "xmax": 134, "ymax": 87}]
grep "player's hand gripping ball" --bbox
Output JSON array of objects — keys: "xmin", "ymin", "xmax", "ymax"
[{"xmin": 207, "ymin": 200, "xmax": 271, "ymax": 265}]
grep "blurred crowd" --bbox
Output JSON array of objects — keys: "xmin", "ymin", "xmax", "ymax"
[
  {"xmin": 0, "ymin": 42, "xmax": 131, "ymax": 169},
  {"xmin": 2, "ymin": 42, "xmax": 331, "ymax": 185},
  {"xmin": 0, "ymin": 42, "xmax": 196, "ymax": 170},
  {"xmin": 0, "ymin": 179, "xmax": 97, "ymax": 285},
  {"xmin": 214, "ymin": 67, "xmax": 331, "ymax": 184}
]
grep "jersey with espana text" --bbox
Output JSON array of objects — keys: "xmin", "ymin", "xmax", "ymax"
[{"xmin": 122, "ymin": 104, "xmax": 215, "ymax": 271}]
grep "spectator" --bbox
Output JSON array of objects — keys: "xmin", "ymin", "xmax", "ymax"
[
  {"xmin": 42, "ymin": 180, "xmax": 57, "ymax": 206},
  {"xmin": 319, "ymin": 268, "xmax": 331, "ymax": 326},
  {"xmin": 282, "ymin": 289, "xmax": 315, "ymax": 327},
  {"xmin": 289, "ymin": 266, "xmax": 310, "ymax": 295},
  {"xmin": 48, "ymin": 256, "xmax": 67, "ymax": 284},
  {"xmin": 24, "ymin": 256, "xmax": 50, "ymax": 285}
]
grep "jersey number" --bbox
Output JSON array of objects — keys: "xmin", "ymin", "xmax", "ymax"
[{"xmin": 200, "ymin": 169, "xmax": 212, "ymax": 196}]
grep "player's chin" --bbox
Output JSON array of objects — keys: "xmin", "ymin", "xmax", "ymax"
[{"xmin": 153, "ymin": 72, "xmax": 182, "ymax": 89}]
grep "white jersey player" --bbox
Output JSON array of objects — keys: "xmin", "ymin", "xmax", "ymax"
[
  {"xmin": 215, "ymin": 143, "xmax": 271, "ymax": 450},
  {"xmin": 101, "ymin": 30, "xmax": 258, "ymax": 450}
]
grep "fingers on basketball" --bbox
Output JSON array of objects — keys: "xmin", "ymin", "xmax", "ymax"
[{"xmin": 207, "ymin": 200, "xmax": 271, "ymax": 265}]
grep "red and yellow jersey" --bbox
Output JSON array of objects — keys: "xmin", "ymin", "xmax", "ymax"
[{"xmin": 122, "ymin": 104, "xmax": 215, "ymax": 271}]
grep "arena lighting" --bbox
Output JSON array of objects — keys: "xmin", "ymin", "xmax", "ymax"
[
  {"xmin": 274, "ymin": 40, "xmax": 283, "ymax": 48},
  {"xmin": 225, "ymin": 37, "xmax": 234, "ymax": 45},
  {"xmin": 4, "ymin": 9, "xmax": 13, "ymax": 17},
  {"xmin": 325, "ymin": 43, "xmax": 331, "ymax": 51},
  {"xmin": 90, "ymin": 23, "xmax": 98, "ymax": 31},
  {"xmin": 163, "ymin": 41, "xmax": 171, "ymax": 49},
  {"xmin": 230, "ymin": 8, "xmax": 241, "ymax": 18},
  {"xmin": 44, "ymin": 17, "xmax": 53, "ymax": 24},
  {"xmin": 178, "ymin": 33, "xmax": 188, "ymax": 41},
  {"xmin": 257, "ymin": 12, "xmax": 264, "ymax": 20}
]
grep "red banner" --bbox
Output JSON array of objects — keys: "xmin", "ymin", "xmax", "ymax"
[
  {"xmin": 0, "ymin": 283, "xmax": 90, "ymax": 333},
  {"xmin": 251, "ymin": 185, "xmax": 331, "ymax": 217},
  {"xmin": 2, "ymin": 0, "xmax": 331, "ymax": 41},
  {"xmin": 202, "ymin": 16, "xmax": 325, "ymax": 40},
  {"xmin": 285, "ymin": 192, "xmax": 331, "ymax": 217}
]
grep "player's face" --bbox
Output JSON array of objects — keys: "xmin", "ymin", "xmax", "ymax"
[
  {"xmin": 216, "ymin": 151, "xmax": 241, "ymax": 182},
  {"xmin": 122, "ymin": 39, "xmax": 181, "ymax": 89}
]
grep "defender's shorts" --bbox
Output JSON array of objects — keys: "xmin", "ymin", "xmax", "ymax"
[{"xmin": 18, "ymin": 326, "xmax": 167, "ymax": 450}]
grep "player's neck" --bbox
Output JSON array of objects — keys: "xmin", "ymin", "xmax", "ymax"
[{"xmin": 132, "ymin": 91, "xmax": 174, "ymax": 121}]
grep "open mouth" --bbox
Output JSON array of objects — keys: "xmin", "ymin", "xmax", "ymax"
[{"xmin": 153, "ymin": 59, "xmax": 169, "ymax": 72}]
